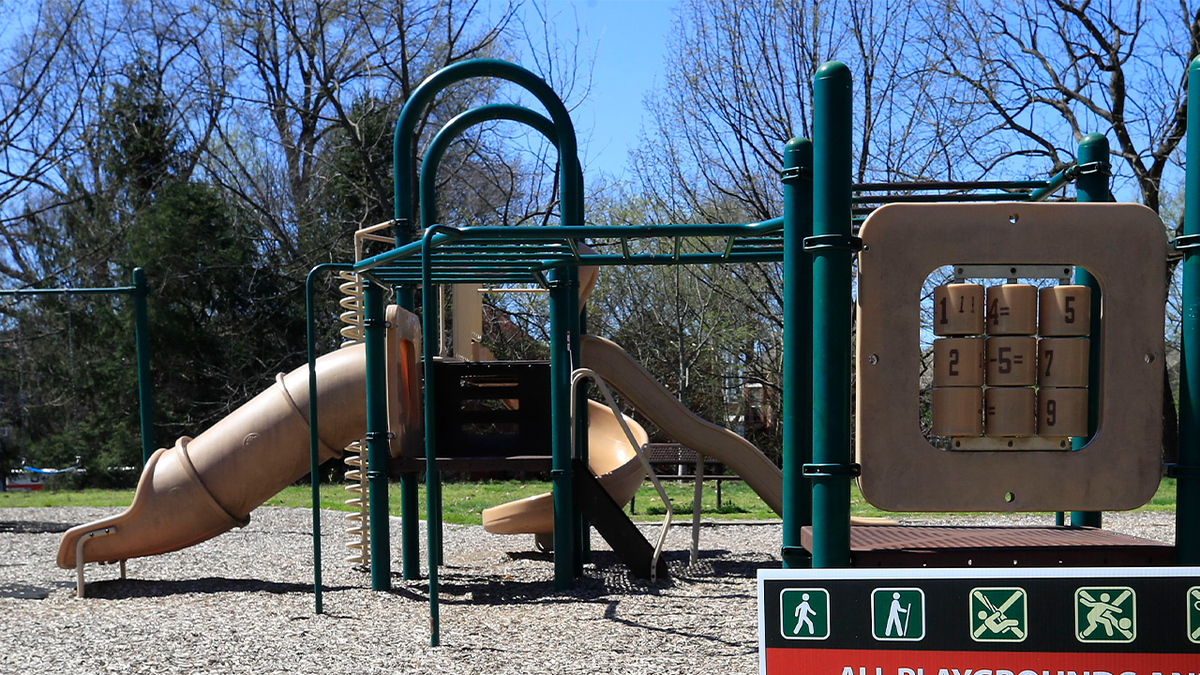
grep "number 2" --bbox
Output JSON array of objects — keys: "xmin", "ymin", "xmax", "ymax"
[{"xmin": 948, "ymin": 348, "xmax": 960, "ymax": 376}]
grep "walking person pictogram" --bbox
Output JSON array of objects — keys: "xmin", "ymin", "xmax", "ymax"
[
  {"xmin": 871, "ymin": 588, "xmax": 925, "ymax": 641},
  {"xmin": 794, "ymin": 593, "xmax": 816, "ymax": 635},
  {"xmin": 779, "ymin": 588, "xmax": 829, "ymax": 640},
  {"xmin": 885, "ymin": 592, "xmax": 910, "ymax": 637}
]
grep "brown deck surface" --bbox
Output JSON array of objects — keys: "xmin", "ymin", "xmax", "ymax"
[{"xmin": 800, "ymin": 524, "xmax": 1174, "ymax": 567}]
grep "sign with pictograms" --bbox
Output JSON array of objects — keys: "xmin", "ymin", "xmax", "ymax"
[{"xmin": 758, "ymin": 567, "xmax": 1200, "ymax": 675}]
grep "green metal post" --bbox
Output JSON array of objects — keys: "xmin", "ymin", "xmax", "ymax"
[
  {"xmin": 421, "ymin": 226, "xmax": 446, "ymax": 645},
  {"xmin": 568, "ymin": 266, "xmax": 587, "ymax": 574},
  {"xmin": 1070, "ymin": 133, "xmax": 1109, "ymax": 529},
  {"xmin": 781, "ymin": 138, "xmax": 813, "ymax": 568},
  {"xmin": 1177, "ymin": 56, "xmax": 1200, "ymax": 565},
  {"xmin": 400, "ymin": 472, "xmax": 419, "ymax": 578},
  {"xmin": 550, "ymin": 272, "xmax": 576, "ymax": 590},
  {"xmin": 131, "ymin": 268, "xmax": 155, "ymax": 465},
  {"xmin": 578, "ymin": 303, "xmax": 591, "ymax": 565},
  {"xmin": 810, "ymin": 61, "xmax": 854, "ymax": 569},
  {"xmin": 364, "ymin": 280, "xmax": 391, "ymax": 590},
  {"xmin": 304, "ymin": 263, "xmax": 352, "ymax": 614},
  {"xmin": 433, "ymin": 470, "xmax": 443, "ymax": 568}
]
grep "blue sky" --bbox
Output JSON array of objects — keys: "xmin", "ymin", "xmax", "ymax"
[{"xmin": 528, "ymin": 0, "xmax": 678, "ymax": 180}]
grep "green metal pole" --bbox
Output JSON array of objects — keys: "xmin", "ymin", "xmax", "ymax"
[
  {"xmin": 781, "ymin": 137, "xmax": 813, "ymax": 568},
  {"xmin": 305, "ymin": 263, "xmax": 351, "ymax": 615},
  {"xmin": 421, "ymin": 226, "xmax": 447, "ymax": 645},
  {"xmin": 1070, "ymin": 134, "xmax": 1109, "ymax": 529},
  {"xmin": 577, "ymin": 303, "xmax": 591, "ymax": 566},
  {"xmin": 550, "ymin": 272, "xmax": 576, "ymax": 590},
  {"xmin": 570, "ymin": 265, "xmax": 588, "ymax": 575},
  {"xmin": 433, "ymin": 469, "xmax": 443, "ymax": 568},
  {"xmin": 364, "ymin": 280, "xmax": 391, "ymax": 591},
  {"xmin": 131, "ymin": 268, "xmax": 155, "ymax": 466},
  {"xmin": 810, "ymin": 61, "xmax": 854, "ymax": 569},
  {"xmin": 400, "ymin": 471, "xmax": 419, "ymax": 578},
  {"xmin": 1177, "ymin": 56, "xmax": 1200, "ymax": 565}
]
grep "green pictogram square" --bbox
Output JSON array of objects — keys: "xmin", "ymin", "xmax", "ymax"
[
  {"xmin": 1075, "ymin": 586, "xmax": 1136, "ymax": 643},
  {"xmin": 780, "ymin": 588, "xmax": 830, "ymax": 640},
  {"xmin": 871, "ymin": 588, "xmax": 925, "ymax": 641},
  {"xmin": 969, "ymin": 587, "xmax": 1027, "ymax": 642},
  {"xmin": 1188, "ymin": 586, "xmax": 1200, "ymax": 644}
]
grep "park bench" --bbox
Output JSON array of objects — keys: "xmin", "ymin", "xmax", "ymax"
[{"xmin": 628, "ymin": 443, "xmax": 742, "ymax": 513}]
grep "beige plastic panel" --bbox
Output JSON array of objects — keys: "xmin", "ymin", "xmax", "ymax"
[
  {"xmin": 452, "ymin": 284, "xmax": 483, "ymax": 360},
  {"xmin": 984, "ymin": 387, "xmax": 1036, "ymax": 437},
  {"xmin": 1037, "ymin": 387, "xmax": 1089, "ymax": 437},
  {"xmin": 931, "ymin": 387, "xmax": 983, "ymax": 436},
  {"xmin": 985, "ymin": 336, "xmax": 1036, "ymax": 386},
  {"xmin": 856, "ymin": 202, "xmax": 1164, "ymax": 512},
  {"xmin": 1040, "ymin": 285, "xmax": 1092, "ymax": 336},
  {"xmin": 933, "ymin": 337, "xmax": 985, "ymax": 387},
  {"xmin": 386, "ymin": 305, "xmax": 423, "ymax": 458},
  {"xmin": 1038, "ymin": 337, "xmax": 1089, "ymax": 387},
  {"xmin": 933, "ymin": 284, "xmax": 985, "ymax": 335},
  {"xmin": 986, "ymin": 284, "xmax": 1038, "ymax": 335}
]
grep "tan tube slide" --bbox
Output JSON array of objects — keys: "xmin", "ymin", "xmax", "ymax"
[
  {"xmin": 580, "ymin": 334, "xmax": 785, "ymax": 515},
  {"xmin": 482, "ymin": 333, "xmax": 786, "ymax": 537},
  {"xmin": 58, "ymin": 307, "xmax": 420, "ymax": 569},
  {"xmin": 481, "ymin": 400, "xmax": 648, "ymax": 535}
]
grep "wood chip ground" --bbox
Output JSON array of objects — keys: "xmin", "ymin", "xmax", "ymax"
[{"xmin": 0, "ymin": 507, "xmax": 1175, "ymax": 674}]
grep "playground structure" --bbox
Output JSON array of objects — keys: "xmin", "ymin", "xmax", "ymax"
[{"xmin": 48, "ymin": 57, "xmax": 1200, "ymax": 648}]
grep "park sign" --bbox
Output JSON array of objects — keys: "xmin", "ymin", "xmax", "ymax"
[{"xmin": 757, "ymin": 567, "xmax": 1200, "ymax": 675}]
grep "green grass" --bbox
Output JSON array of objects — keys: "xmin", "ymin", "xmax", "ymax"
[
  {"xmin": 0, "ymin": 478, "xmax": 1178, "ymax": 524},
  {"xmin": 0, "ymin": 488, "xmax": 136, "ymax": 508}
]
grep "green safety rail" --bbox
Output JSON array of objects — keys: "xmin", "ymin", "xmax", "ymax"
[{"xmin": 353, "ymin": 169, "xmax": 1077, "ymax": 288}]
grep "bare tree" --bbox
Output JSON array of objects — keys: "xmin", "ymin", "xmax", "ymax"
[{"xmin": 920, "ymin": 0, "xmax": 1199, "ymax": 211}]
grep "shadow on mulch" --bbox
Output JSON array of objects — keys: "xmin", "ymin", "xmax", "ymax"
[
  {"xmin": 0, "ymin": 520, "xmax": 74, "ymax": 534},
  {"xmin": 84, "ymin": 576, "xmax": 356, "ymax": 599},
  {"xmin": 385, "ymin": 547, "xmax": 775, "ymax": 606},
  {"xmin": 0, "ymin": 582, "xmax": 67, "ymax": 599}
]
